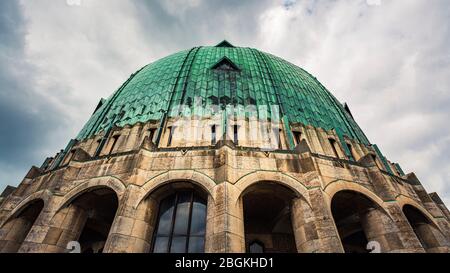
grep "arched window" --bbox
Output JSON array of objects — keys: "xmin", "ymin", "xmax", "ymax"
[
  {"xmin": 249, "ymin": 241, "xmax": 265, "ymax": 253},
  {"xmin": 152, "ymin": 191, "xmax": 207, "ymax": 253}
]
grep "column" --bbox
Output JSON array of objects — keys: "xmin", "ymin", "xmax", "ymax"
[
  {"xmin": 205, "ymin": 182, "xmax": 245, "ymax": 253},
  {"xmin": 103, "ymin": 186, "xmax": 156, "ymax": 253},
  {"xmin": 359, "ymin": 207, "xmax": 404, "ymax": 253},
  {"xmin": 383, "ymin": 203, "xmax": 425, "ymax": 253},
  {"xmin": 291, "ymin": 191, "xmax": 344, "ymax": 253},
  {"xmin": 411, "ymin": 222, "xmax": 449, "ymax": 253}
]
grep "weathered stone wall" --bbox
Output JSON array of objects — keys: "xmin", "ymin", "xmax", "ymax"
[{"xmin": 0, "ymin": 121, "xmax": 448, "ymax": 253}]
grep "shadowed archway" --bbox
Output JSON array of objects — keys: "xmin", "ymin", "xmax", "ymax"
[
  {"xmin": 57, "ymin": 187, "xmax": 119, "ymax": 253},
  {"xmin": 403, "ymin": 205, "xmax": 446, "ymax": 252},
  {"xmin": 331, "ymin": 190, "xmax": 401, "ymax": 253},
  {"xmin": 242, "ymin": 182, "xmax": 297, "ymax": 253},
  {"xmin": 0, "ymin": 199, "xmax": 44, "ymax": 253}
]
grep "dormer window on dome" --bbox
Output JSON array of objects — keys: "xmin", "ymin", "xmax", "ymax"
[{"xmin": 211, "ymin": 57, "xmax": 240, "ymax": 72}]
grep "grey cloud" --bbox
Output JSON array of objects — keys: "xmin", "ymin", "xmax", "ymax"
[
  {"xmin": 0, "ymin": 0, "xmax": 448, "ymax": 208},
  {"xmin": 131, "ymin": 0, "xmax": 274, "ymax": 50},
  {"xmin": 254, "ymin": 0, "xmax": 450, "ymax": 204},
  {"xmin": 0, "ymin": 0, "xmax": 72, "ymax": 191}
]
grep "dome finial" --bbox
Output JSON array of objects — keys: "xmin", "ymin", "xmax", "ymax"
[{"xmin": 215, "ymin": 40, "xmax": 235, "ymax": 48}]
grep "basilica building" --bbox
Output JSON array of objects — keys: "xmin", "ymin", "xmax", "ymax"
[{"xmin": 0, "ymin": 41, "xmax": 449, "ymax": 253}]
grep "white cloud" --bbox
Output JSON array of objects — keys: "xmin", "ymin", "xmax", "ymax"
[
  {"xmin": 1, "ymin": 0, "xmax": 449, "ymax": 208},
  {"xmin": 256, "ymin": 0, "xmax": 450, "ymax": 206}
]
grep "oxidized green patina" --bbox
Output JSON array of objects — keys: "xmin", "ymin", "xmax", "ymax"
[{"xmin": 77, "ymin": 41, "xmax": 370, "ymax": 145}]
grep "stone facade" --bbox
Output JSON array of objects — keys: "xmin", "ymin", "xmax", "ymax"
[{"xmin": 0, "ymin": 121, "xmax": 449, "ymax": 253}]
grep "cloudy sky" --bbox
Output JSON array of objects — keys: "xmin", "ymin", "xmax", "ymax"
[{"xmin": 0, "ymin": 0, "xmax": 449, "ymax": 206}]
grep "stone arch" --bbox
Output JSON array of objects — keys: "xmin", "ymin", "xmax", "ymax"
[
  {"xmin": 328, "ymin": 184, "xmax": 405, "ymax": 252},
  {"xmin": 234, "ymin": 171, "xmax": 310, "ymax": 206},
  {"xmin": 1, "ymin": 190, "xmax": 52, "ymax": 228},
  {"xmin": 234, "ymin": 171, "xmax": 313, "ymax": 253},
  {"xmin": 54, "ymin": 176, "xmax": 126, "ymax": 213},
  {"xmin": 45, "ymin": 178, "xmax": 123, "ymax": 253},
  {"xmin": 401, "ymin": 203, "xmax": 448, "ymax": 252},
  {"xmin": 0, "ymin": 194, "xmax": 47, "ymax": 253},
  {"xmin": 133, "ymin": 170, "xmax": 216, "ymax": 209},
  {"xmin": 395, "ymin": 195, "xmax": 440, "ymax": 228},
  {"xmin": 324, "ymin": 180, "xmax": 390, "ymax": 217},
  {"xmin": 130, "ymin": 170, "xmax": 215, "ymax": 253}
]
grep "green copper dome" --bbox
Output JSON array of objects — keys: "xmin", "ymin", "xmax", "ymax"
[{"xmin": 77, "ymin": 42, "xmax": 369, "ymax": 145}]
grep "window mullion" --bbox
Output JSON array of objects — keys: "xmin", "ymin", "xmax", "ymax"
[
  {"xmin": 185, "ymin": 191, "xmax": 195, "ymax": 253},
  {"xmin": 168, "ymin": 193, "xmax": 179, "ymax": 253}
]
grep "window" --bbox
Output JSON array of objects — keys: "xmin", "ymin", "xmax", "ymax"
[
  {"xmin": 233, "ymin": 125, "xmax": 239, "ymax": 145},
  {"xmin": 391, "ymin": 164, "xmax": 399, "ymax": 176},
  {"xmin": 277, "ymin": 129, "xmax": 283, "ymax": 150},
  {"xmin": 109, "ymin": 135, "xmax": 120, "ymax": 155},
  {"xmin": 94, "ymin": 139, "xmax": 102, "ymax": 156},
  {"xmin": 148, "ymin": 128, "xmax": 156, "ymax": 143},
  {"xmin": 329, "ymin": 138, "xmax": 339, "ymax": 158},
  {"xmin": 346, "ymin": 143, "xmax": 356, "ymax": 161},
  {"xmin": 249, "ymin": 241, "xmax": 265, "ymax": 253},
  {"xmin": 211, "ymin": 57, "xmax": 240, "ymax": 72},
  {"xmin": 371, "ymin": 154, "xmax": 383, "ymax": 170},
  {"xmin": 293, "ymin": 131, "xmax": 302, "ymax": 146},
  {"xmin": 152, "ymin": 191, "xmax": 207, "ymax": 253},
  {"xmin": 211, "ymin": 125, "xmax": 217, "ymax": 145},
  {"xmin": 167, "ymin": 126, "xmax": 174, "ymax": 147},
  {"xmin": 63, "ymin": 150, "xmax": 75, "ymax": 165}
]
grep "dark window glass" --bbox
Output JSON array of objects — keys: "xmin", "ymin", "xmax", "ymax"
[
  {"xmin": 188, "ymin": 237, "xmax": 205, "ymax": 253},
  {"xmin": 190, "ymin": 198, "xmax": 207, "ymax": 235},
  {"xmin": 156, "ymin": 195, "xmax": 176, "ymax": 236},
  {"xmin": 249, "ymin": 241, "xmax": 264, "ymax": 253},
  {"xmin": 167, "ymin": 127, "xmax": 174, "ymax": 147},
  {"xmin": 293, "ymin": 131, "xmax": 302, "ymax": 145},
  {"xmin": 346, "ymin": 143, "xmax": 356, "ymax": 160},
  {"xmin": 234, "ymin": 125, "xmax": 239, "ymax": 145},
  {"xmin": 329, "ymin": 138, "xmax": 339, "ymax": 158},
  {"xmin": 153, "ymin": 237, "xmax": 169, "ymax": 253},
  {"xmin": 94, "ymin": 139, "xmax": 102, "ymax": 156},
  {"xmin": 278, "ymin": 129, "xmax": 283, "ymax": 149},
  {"xmin": 211, "ymin": 125, "xmax": 216, "ymax": 145},
  {"xmin": 173, "ymin": 193, "xmax": 192, "ymax": 235},
  {"xmin": 170, "ymin": 236, "xmax": 188, "ymax": 253},
  {"xmin": 371, "ymin": 154, "xmax": 383, "ymax": 169},
  {"xmin": 149, "ymin": 129, "xmax": 156, "ymax": 143},
  {"xmin": 109, "ymin": 135, "xmax": 120, "ymax": 155},
  {"xmin": 152, "ymin": 191, "xmax": 207, "ymax": 253}
]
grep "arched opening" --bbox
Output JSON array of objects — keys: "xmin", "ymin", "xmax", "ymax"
[
  {"xmin": 0, "ymin": 199, "xmax": 44, "ymax": 253},
  {"xmin": 150, "ymin": 182, "xmax": 208, "ymax": 253},
  {"xmin": 242, "ymin": 182, "xmax": 297, "ymax": 253},
  {"xmin": 66, "ymin": 188, "xmax": 118, "ymax": 253},
  {"xmin": 402, "ymin": 205, "xmax": 443, "ymax": 252},
  {"xmin": 331, "ymin": 190, "xmax": 390, "ymax": 253}
]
